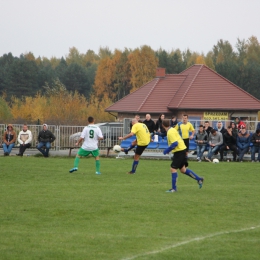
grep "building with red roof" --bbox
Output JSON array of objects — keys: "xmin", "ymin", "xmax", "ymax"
[{"xmin": 106, "ymin": 65, "xmax": 260, "ymax": 125}]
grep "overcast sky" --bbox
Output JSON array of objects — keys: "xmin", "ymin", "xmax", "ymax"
[{"xmin": 1, "ymin": 0, "xmax": 260, "ymax": 58}]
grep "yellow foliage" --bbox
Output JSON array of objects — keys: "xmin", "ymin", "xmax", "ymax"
[
  {"xmin": 10, "ymin": 89, "xmax": 114, "ymax": 125},
  {"xmin": 50, "ymin": 57, "xmax": 60, "ymax": 69},
  {"xmin": 94, "ymin": 55, "xmax": 118, "ymax": 101},
  {"xmin": 195, "ymin": 55, "xmax": 206, "ymax": 65},
  {"xmin": 128, "ymin": 45, "xmax": 158, "ymax": 91},
  {"xmin": 24, "ymin": 52, "xmax": 35, "ymax": 61},
  {"xmin": 186, "ymin": 52, "xmax": 199, "ymax": 67}
]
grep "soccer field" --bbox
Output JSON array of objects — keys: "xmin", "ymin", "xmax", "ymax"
[{"xmin": 0, "ymin": 157, "xmax": 259, "ymax": 260}]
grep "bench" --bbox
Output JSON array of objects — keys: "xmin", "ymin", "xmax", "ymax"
[{"xmin": 120, "ymin": 136, "xmax": 166, "ymax": 152}]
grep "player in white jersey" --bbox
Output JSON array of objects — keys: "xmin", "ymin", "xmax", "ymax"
[{"xmin": 69, "ymin": 116, "xmax": 103, "ymax": 174}]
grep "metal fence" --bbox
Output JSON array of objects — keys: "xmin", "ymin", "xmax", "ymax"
[
  {"xmin": 0, "ymin": 120, "xmax": 259, "ymax": 151},
  {"xmin": 0, "ymin": 124, "xmax": 124, "ymax": 150}
]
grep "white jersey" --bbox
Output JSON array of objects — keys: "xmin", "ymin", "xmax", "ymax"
[{"xmin": 80, "ymin": 124, "xmax": 103, "ymax": 151}]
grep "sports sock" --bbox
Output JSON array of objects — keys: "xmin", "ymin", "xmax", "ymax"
[
  {"xmin": 131, "ymin": 160, "xmax": 139, "ymax": 173},
  {"xmin": 74, "ymin": 156, "xmax": 80, "ymax": 168},
  {"xmin": 184, "ymin": 169, "xmax": 201, "ymax": 181},
  {"xmin": 127, "ymin": 144, "xmax": 135, "ymax": 151},
  {"xmin": 95, "ymin": 160, "xmax": 100, "ymax": 172},
  {"xmin": 171, "ymin": 172, "xmax": 178, "ymax": 191}
]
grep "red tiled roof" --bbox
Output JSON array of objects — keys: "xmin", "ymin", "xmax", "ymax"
[{"xmin": 105, "ymin": 64, "xmax": 260, "ymax": 113}]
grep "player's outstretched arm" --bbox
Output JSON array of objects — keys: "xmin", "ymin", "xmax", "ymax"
[
  {"xmin": 163, "ymin": 141, "xmax": 178, "ymax": 155},
  {"xmin": 118, "ymin": 132, "xmax": 134, "ymax": 141}
]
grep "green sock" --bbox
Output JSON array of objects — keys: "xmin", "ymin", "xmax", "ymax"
[
  {"xmin": 74, "ymin": 157, "xmax": 80, "ymax": 168},
  {"xmin": 96, "ymin": 160, "xmax": 100, "ymax": 172}
]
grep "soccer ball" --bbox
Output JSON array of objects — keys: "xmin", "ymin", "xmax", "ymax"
[
  {"xmin": 212, "ymin": 158, "xmax": 219, "ymax": 163},
  {"xmin": 113, "ymin": 145, "xmax": 121, "ymax": 153}
]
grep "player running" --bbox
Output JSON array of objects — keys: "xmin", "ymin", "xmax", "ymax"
[
  {"xmin": 162, "ymin": 119, "xmax": 204, "ymax": 192},
  {"xmin": 119, "ymin": 118, "xmax": 150, "ymax": 174},
  {"xmin": 69, "ymin": 116, "xmax": 103, "ymax": 174}
]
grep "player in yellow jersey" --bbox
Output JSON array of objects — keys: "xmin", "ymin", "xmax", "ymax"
[
  {"xmin": 119, "ymin": 118, "xmax": 150, "ymax": 174},
  {"xmin": 162, "ymin": 119, "xmax": 204, "ymax": 192},
  {"xmin": 175, "ymin": 114, "xmax": 195, "ymax": 157}
]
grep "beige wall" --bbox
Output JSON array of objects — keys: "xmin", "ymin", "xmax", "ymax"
[{"xmin": 117, "ymin": 110, "xmax": 258, "ymax": 122}]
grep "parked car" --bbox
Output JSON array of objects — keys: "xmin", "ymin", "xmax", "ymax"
[
  {"xmin": 69, "ymin": 122, "xmax": 123, "ymax": 142},
  {"xmin": 99, "ymin": 122, "xmax": 123, "ymax": 141}
]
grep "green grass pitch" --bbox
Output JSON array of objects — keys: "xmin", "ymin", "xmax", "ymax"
[{"xmin": 0, "ymin": 156, "xmax": 259, "ymax": 260}]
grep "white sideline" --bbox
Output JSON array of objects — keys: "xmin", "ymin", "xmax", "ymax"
[{"xmin": 121, "ymin": 225, "xmax": 260, "ymax": 260}]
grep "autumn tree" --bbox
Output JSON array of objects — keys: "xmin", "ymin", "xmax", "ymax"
[
  {"xmin": 94, "ymin": 48, "xmax": 132, "ymax": 102},
  {"xmin": 0, "ymin": 95, "xmax": 12, "ymax": 123},
  {"xmin": 66, "ymin": 47, "xmax": 83, "ymax": 65},
  {"xmin": 128, "ymin": 45, "xmax": 158, "ymax": 91},
  {"xmin": 94, "ymin": 56, "xmax": 115, "ymax": 101}
]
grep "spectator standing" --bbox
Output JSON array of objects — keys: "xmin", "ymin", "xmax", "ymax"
[
  {"xmin": 194, "ymin": 125, "xmax": 208, "ymax": 162},
  {"xmin": 214, "ymin": 121, "xmax": 226, "ymax": 154},
  {"xmin": 203, "ymin": 121, "xmax": 213, "ymax": 136},
  {"xmin": 175, "ymin": 114, "xmax": 195, "ymax": 157},
  {"xmin": 235, "ymin": 117, "xmax": 246, "ymax": 131},
  {"xmin": 143, "ymin": 114, "xmax": 156, "ymax": 134},
  {"xmin": 155, "ymin": 114, "xmax": 167, "ymax": 139},
  {"xmin": 236, "ymin": 126, "xmax": 251, "ymax": 162},
  {"xmin": 219, "ymin": 126, "xmax": 238, "ymax": 162},
  {"xmin": 69, "ymin": 116, "xmax": 103, "ymax": 174},
  {"xmin": 204, "ymin": 129, "xmax": 223, "ymax": 162},
  {"xmin": 162, "ymin": 119, "xmax": 204, "ymax": 192},
  {"xmin": 16, "ymin": 124, "xmax": 33, "ymax": 156},
  {"xmin": 230, "ymin": 122, "xmax": 238, "ymax": 135},
  {"xmin": 37, "ymin": 124, "xmax": 56, "ymax": 157},
  {"xmin": 2, "ymin": 124, "xmax": 17, "ymax": 156},
  {"xmin": 215, "ymin": 121, "xmax": 227, "ymax": 135},
  {"xmin": 250, "ymin": 129, "xmax": 260, "ymax": 162}
]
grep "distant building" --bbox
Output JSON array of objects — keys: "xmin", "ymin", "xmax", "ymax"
[{"xmin": 106, "ymin": 65, "xmax": 260, "ymax": 128}]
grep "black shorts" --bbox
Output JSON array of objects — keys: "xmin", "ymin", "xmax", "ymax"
[
  {"xmin": 183, "ymin": 138, "xmax": 189, "ymax": 152},
  {"xmin": 171, "ymin": 150, "xmax": 188, "ymax": 169},
  {"xmin": 135, "ymin": 145, "xmax": 148, "ymax": 155}
]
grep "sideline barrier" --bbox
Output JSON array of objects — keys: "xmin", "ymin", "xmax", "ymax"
[{"xmin": 0, "ymin": 123, "xmax": 257, "ymax": 157}]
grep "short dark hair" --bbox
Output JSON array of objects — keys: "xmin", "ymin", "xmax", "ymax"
[
  {"xmin": 227, "ymin": 126, "xmax": 232, "ymax": 129},
  {"xmin": 162, "ymin": 119, "xmax": 170, "ymax": 128},
  {"xmin": 211, "ymin": 129, "xmax": 216, "ymax": 134},
  {"xmin": 88, "ymin": 116, "xmax": 94, "ymax": 123},
  {"xmin": 199, "ymin": 125, "xmax": 204, "ymax": 127},
  {"xmin": 183, "ymin": 114, "xmax": 188, "ymax": 118},
  {"xmin": 204, "ymin": 121, "xmax": 209, "ymax": 124},
  {"xmin": 256, "ymin": 129, "xmax": 260, "ymax": 134}
]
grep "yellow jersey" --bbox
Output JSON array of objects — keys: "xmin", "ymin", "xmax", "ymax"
[
  {"xmin": 131, "ymin": 123, "xmax": 150, "ymax": 146},
  {"xmin": 175, "ymin": 122, "xmax": 194, "ymax": 139},
  {"xmin": 167, "ymin": 127, "xmax": 187, "ymax": 153}
]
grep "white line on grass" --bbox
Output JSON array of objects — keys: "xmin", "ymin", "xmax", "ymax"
[{"xmin": 122, "ymin": 225, "xmax": 260, "ymax": 260}]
